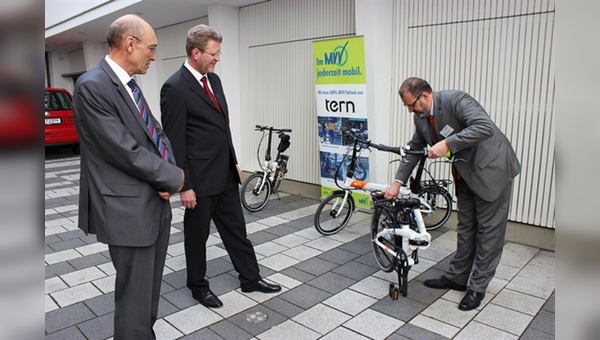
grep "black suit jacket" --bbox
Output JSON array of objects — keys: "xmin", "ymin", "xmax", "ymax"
[{"xmin": 160, "ymin": 65, "xmax": 239, "ymax": 197}]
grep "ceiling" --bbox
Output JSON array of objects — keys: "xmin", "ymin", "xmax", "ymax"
[{"xmin": 45, "ymin": 0, "xmax": 266, "ymax": 53}]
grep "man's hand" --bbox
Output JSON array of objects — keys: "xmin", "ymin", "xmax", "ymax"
[
  {"xmin": 180, "ymin": 189, "xmax": 197, "ymax": 209},
  {"xmin": 383, "ymin": 181, "xmax": 401, "ymax": 199},
  {"xmin": 177, "ymin": 169, "xmax": 185, "ymax": 192},
  {"xmin": 236, "ymin": 164, "xmax": 243, "ymax": 180},
  {"xmin": 428, "ymin": 140, "xmax": 449, "ymax": 159},
  {"xmin": 157, "ymin": 191, "xmax": 171, "ymax": 201}
]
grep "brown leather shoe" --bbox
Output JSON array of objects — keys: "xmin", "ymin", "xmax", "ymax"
[{"xmin": 423, "ymin": 276, "xmax": 467, "ymax": 291}]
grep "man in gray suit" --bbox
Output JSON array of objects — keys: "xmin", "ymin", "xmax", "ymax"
[
  {"xmin": 72, "ymin": 14, "xmax": 184, "ymax": 339},
  {"xmin": 384, "ymin": 77, "xmax": 520, "ymax": 311}
]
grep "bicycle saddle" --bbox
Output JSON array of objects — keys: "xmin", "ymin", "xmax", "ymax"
[{"xmin": 394, "ymin": 198, "xmax": 420, "ymax": 209}]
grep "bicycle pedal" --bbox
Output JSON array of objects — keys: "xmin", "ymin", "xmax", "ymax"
[{"xmin": 389, "ymin": 283, "xmax": 399, "ymax": 300}]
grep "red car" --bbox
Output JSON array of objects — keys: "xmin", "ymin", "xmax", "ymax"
[
  {"xmin": 0, "ymin": 78, "xmax": 38, "ymax": 148},
  {"xmin": 45, "ymin": 87, "xmax": 79, "ymax": 153}
]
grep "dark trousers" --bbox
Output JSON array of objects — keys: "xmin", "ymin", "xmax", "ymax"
[
  {"xmin": 108, "ymin": 213, "xmax": 171, "ymax": 340},
  {"xmin": 446, "ymin": 179, "xmax": 513, "ymax": 293},
  {"xmin": 184, "ymin": 168, "xmax": 260, "ymax": 293}
]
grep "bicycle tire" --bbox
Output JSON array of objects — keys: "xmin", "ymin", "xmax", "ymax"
[
  {"xmin": 240, "ymin": 173, "xmax": 272, "ymax": 212},
  {"xmin": 314, "ymin": 192, "xmax": 354, "ymax": 235},
  {"xmin": 371, "ymin": 205, "xmax": 398, "ymax": 273},
  {"xmin": 418, "ymin": 186, "xmax": 452, "ymax": 231}
]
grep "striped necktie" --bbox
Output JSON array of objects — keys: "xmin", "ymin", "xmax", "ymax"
[{"xmin": 127, "ymin": 79, "xmax": 172, "ymax": 163}]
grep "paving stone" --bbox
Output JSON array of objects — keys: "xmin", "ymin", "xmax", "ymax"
[
  {"xmin": 163, "ymin": 270, "xmax": 187, "ymax": 290},
  {"xmin": 519, "ymin": 327, "xmax": 555, "ymax": 340},
  {"xmin": 279, "ymin": 266, "xmax": 316, "ymax": 283},
  {"xmin": 45, "ymin": 261, "xmax": 76, "ymax": 279},
  {"xmin": 542, "ymin": 291, "xmax": 555, "ymax": 312},
  {"xmin": 157, "ymin": 296, "xmax": 179, "ymax": 319},
  {"xmin": 209, "ymin": 320, "xmax": 253, "ymax": 340},
  {"xmin": 247, "ymin": 230, "xmax": 280, "ymax": 244},
  {"xmin": 394, "ymin": 323, "xmax": 450, "ymax": 340},
  {"xmin": 266, "ymin": 224, "xmax": 299, "ymax": 237},
  {"xmin": 332, "ymin": 260, "xmax": 379, "ymax": 281},
  {"xmin": 279, "ymin": 284, "xmax": 332, "ymax": 310},
  {"xmin": 78, "ymin": 313, "xmax": 113, "ymax": 340},
  {"xmin": 262, "ymin": 296, "xmax": 305, "ymax": 319},
  {"xmin": 529, "ymin": 309, "xmax": 555, "ymax": 335},
  {"xmin": 45, "ymin": 234, "xmax": 61, "ymax": 245},
  {"xmin": 370, "ymin": 294, "xmax": 428, "ymax": 322},
  {"xmin": 68, "ymin": 253, "xmax": 110, "ymax": 270},
  {"xmin": 206, "ymin": 257, "xmax": 236, "ymax": 278},
  {"xmin": 338, "ymin": 235, "xmax": 373, "ymax": 255},
  {"xmin": 306, "ymin": 271, "xmax": 357, "ymax": 294},
  {"xmin": 317, "ymin": 247, "xmax": 361, "ymax": 265},
  {"xmin": 56, "ymin": 229, "xmax": 86, "ymax": 241},
  {"xmin": 293, "ymin": 257, "xmax": 338, "ymax": 276},
  {"xmin": 45, "ymin": 326, "xmax": 86, "ymax": 340},
  {"xmin": 84, "ymin": 292, "xmax": 115, "ymax": 316},
  {"xmin": 45, "ymin": 302, "xmax": 95, "ymax": 333}
]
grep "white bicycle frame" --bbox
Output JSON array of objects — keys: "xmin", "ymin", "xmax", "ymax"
[{"xmin": 372, "ymin": 204, "xmax": 431, "ymax": 268}]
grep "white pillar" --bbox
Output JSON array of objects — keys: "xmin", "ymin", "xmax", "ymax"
[
  {"xmin": 207, "ymin": 5, "xmax": 243, "ymax": 161},
  {"xmin": 355, "ymin": 0, "xmax": 395, "ymax": 184}
]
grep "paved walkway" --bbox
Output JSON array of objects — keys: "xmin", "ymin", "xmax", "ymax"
[{"xmin": 45, "ymin": 155, "xmax": 555, "ymax": 339}]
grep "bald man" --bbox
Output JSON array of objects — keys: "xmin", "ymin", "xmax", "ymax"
[{"xmin": 73, "ymin": 14, "xmax": 184, "ymax": 339}]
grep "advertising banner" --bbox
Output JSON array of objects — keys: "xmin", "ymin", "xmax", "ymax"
[{"xmin": 313, "ymin": 36, "xmax": 371, "ymax": 209}]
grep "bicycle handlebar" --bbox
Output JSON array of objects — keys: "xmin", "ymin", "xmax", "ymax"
[
  {"xmin": 366, "ymin": 142, "xmax": 427, "ymax": 157},
  {"xmin": 255, "ymin": 124, "xmax": 292, "ymax": 133}
]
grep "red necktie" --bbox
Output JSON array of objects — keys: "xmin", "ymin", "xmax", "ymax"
[
  {"xmin": 428, "ymin": 114, "xmax": 461, "ymax": 181},
  {"xmin": 201, "ymin": 76, "xmax": 225, "ymax": 120}
]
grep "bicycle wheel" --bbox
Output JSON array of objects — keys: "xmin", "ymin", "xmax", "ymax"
[
  {"xmin": 418, "ymin": 186, "xmax": 452, "ymax": 231},
  {"xmin": 371, "ymin": 205, "xmax": 398, "ymax": 272},
  {"xmin": 240, "ymin": 173, "xmax": 272, "ymax": 212},
  {"xmin": 314, "ymin": 192, "xmax": 354, "ymax": 235},
  {"xmin": 353, "ymin": 163, "xmax": 367, "ymax": 180}
]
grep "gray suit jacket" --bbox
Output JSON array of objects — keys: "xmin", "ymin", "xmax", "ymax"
[
  {"xmin": 73, "ymin": 59, "xmax": 181, "ymax": 247},
  {"xmin": 395, "ymin": 90, "xmax": 520, "ymax": 202}
]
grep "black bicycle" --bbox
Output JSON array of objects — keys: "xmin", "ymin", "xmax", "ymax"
[{"xmin": 240, "ymin": 125, "xmax": 292, "ymax": 212}]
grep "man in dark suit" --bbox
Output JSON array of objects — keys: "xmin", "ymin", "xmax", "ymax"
[
  {"xmin": 384, "ymin": 77, "xmax": 521, "ymax": 311},
  {"xmin": 72, "ymin": 14, "xmax": 184, "ymax": 339},
  {"xmin": 160, "ymin": 24, "xmax": 280, "ymax": 309}
]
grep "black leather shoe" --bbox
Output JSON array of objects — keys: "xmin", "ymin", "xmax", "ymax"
[
  {"xmin": 423, "ymin": 276, "xmax": 467, "ymax": 291},
  {"xmin": 458, "ymin": 289, "xmax": 485, "ymax": 311},
  {"xmin": 241, "ymin": 279, "xmax": 282, "ymax": 293},
  {"xmin": 192, "ymin": 290, "xmax": 223, "ymax": 308}
]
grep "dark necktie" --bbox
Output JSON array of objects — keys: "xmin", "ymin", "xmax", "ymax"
[
  {"xmin": 201, "ymin": 76, "xmax": 226, "ymax": 120},
  {"xmin": 127, "ymin": 79, "xmax": 172, "ymax": 163},
  {"xmin": 428, "ymin": 114, "xmax": 461, "ymax": 181}
]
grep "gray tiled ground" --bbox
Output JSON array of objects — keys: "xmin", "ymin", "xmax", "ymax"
[{"xmin": 45, "ymin": 154, "xmax": 555, "ymax": 339}]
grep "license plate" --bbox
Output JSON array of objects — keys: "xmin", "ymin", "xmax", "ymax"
[{"xmin": 45, "ymin": 118, "xmax": 62, "ymax": 125}]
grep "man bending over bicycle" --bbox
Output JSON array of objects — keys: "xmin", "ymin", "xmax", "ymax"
[{"xmin": 384, "ymin": 77, "xmax": 520, "ymax": 311}]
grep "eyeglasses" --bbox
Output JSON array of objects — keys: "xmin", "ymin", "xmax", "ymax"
[
  {"xmin": 131, "ymin": 36, "xmax": 157, "ymax": 54},
  {"xmin": 404, "ymin": 93, "xmax": 422, "ymax": 108},
  {"xmin": 200, "ymin": 49, "xmax": 221, "ymax": 57}
]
